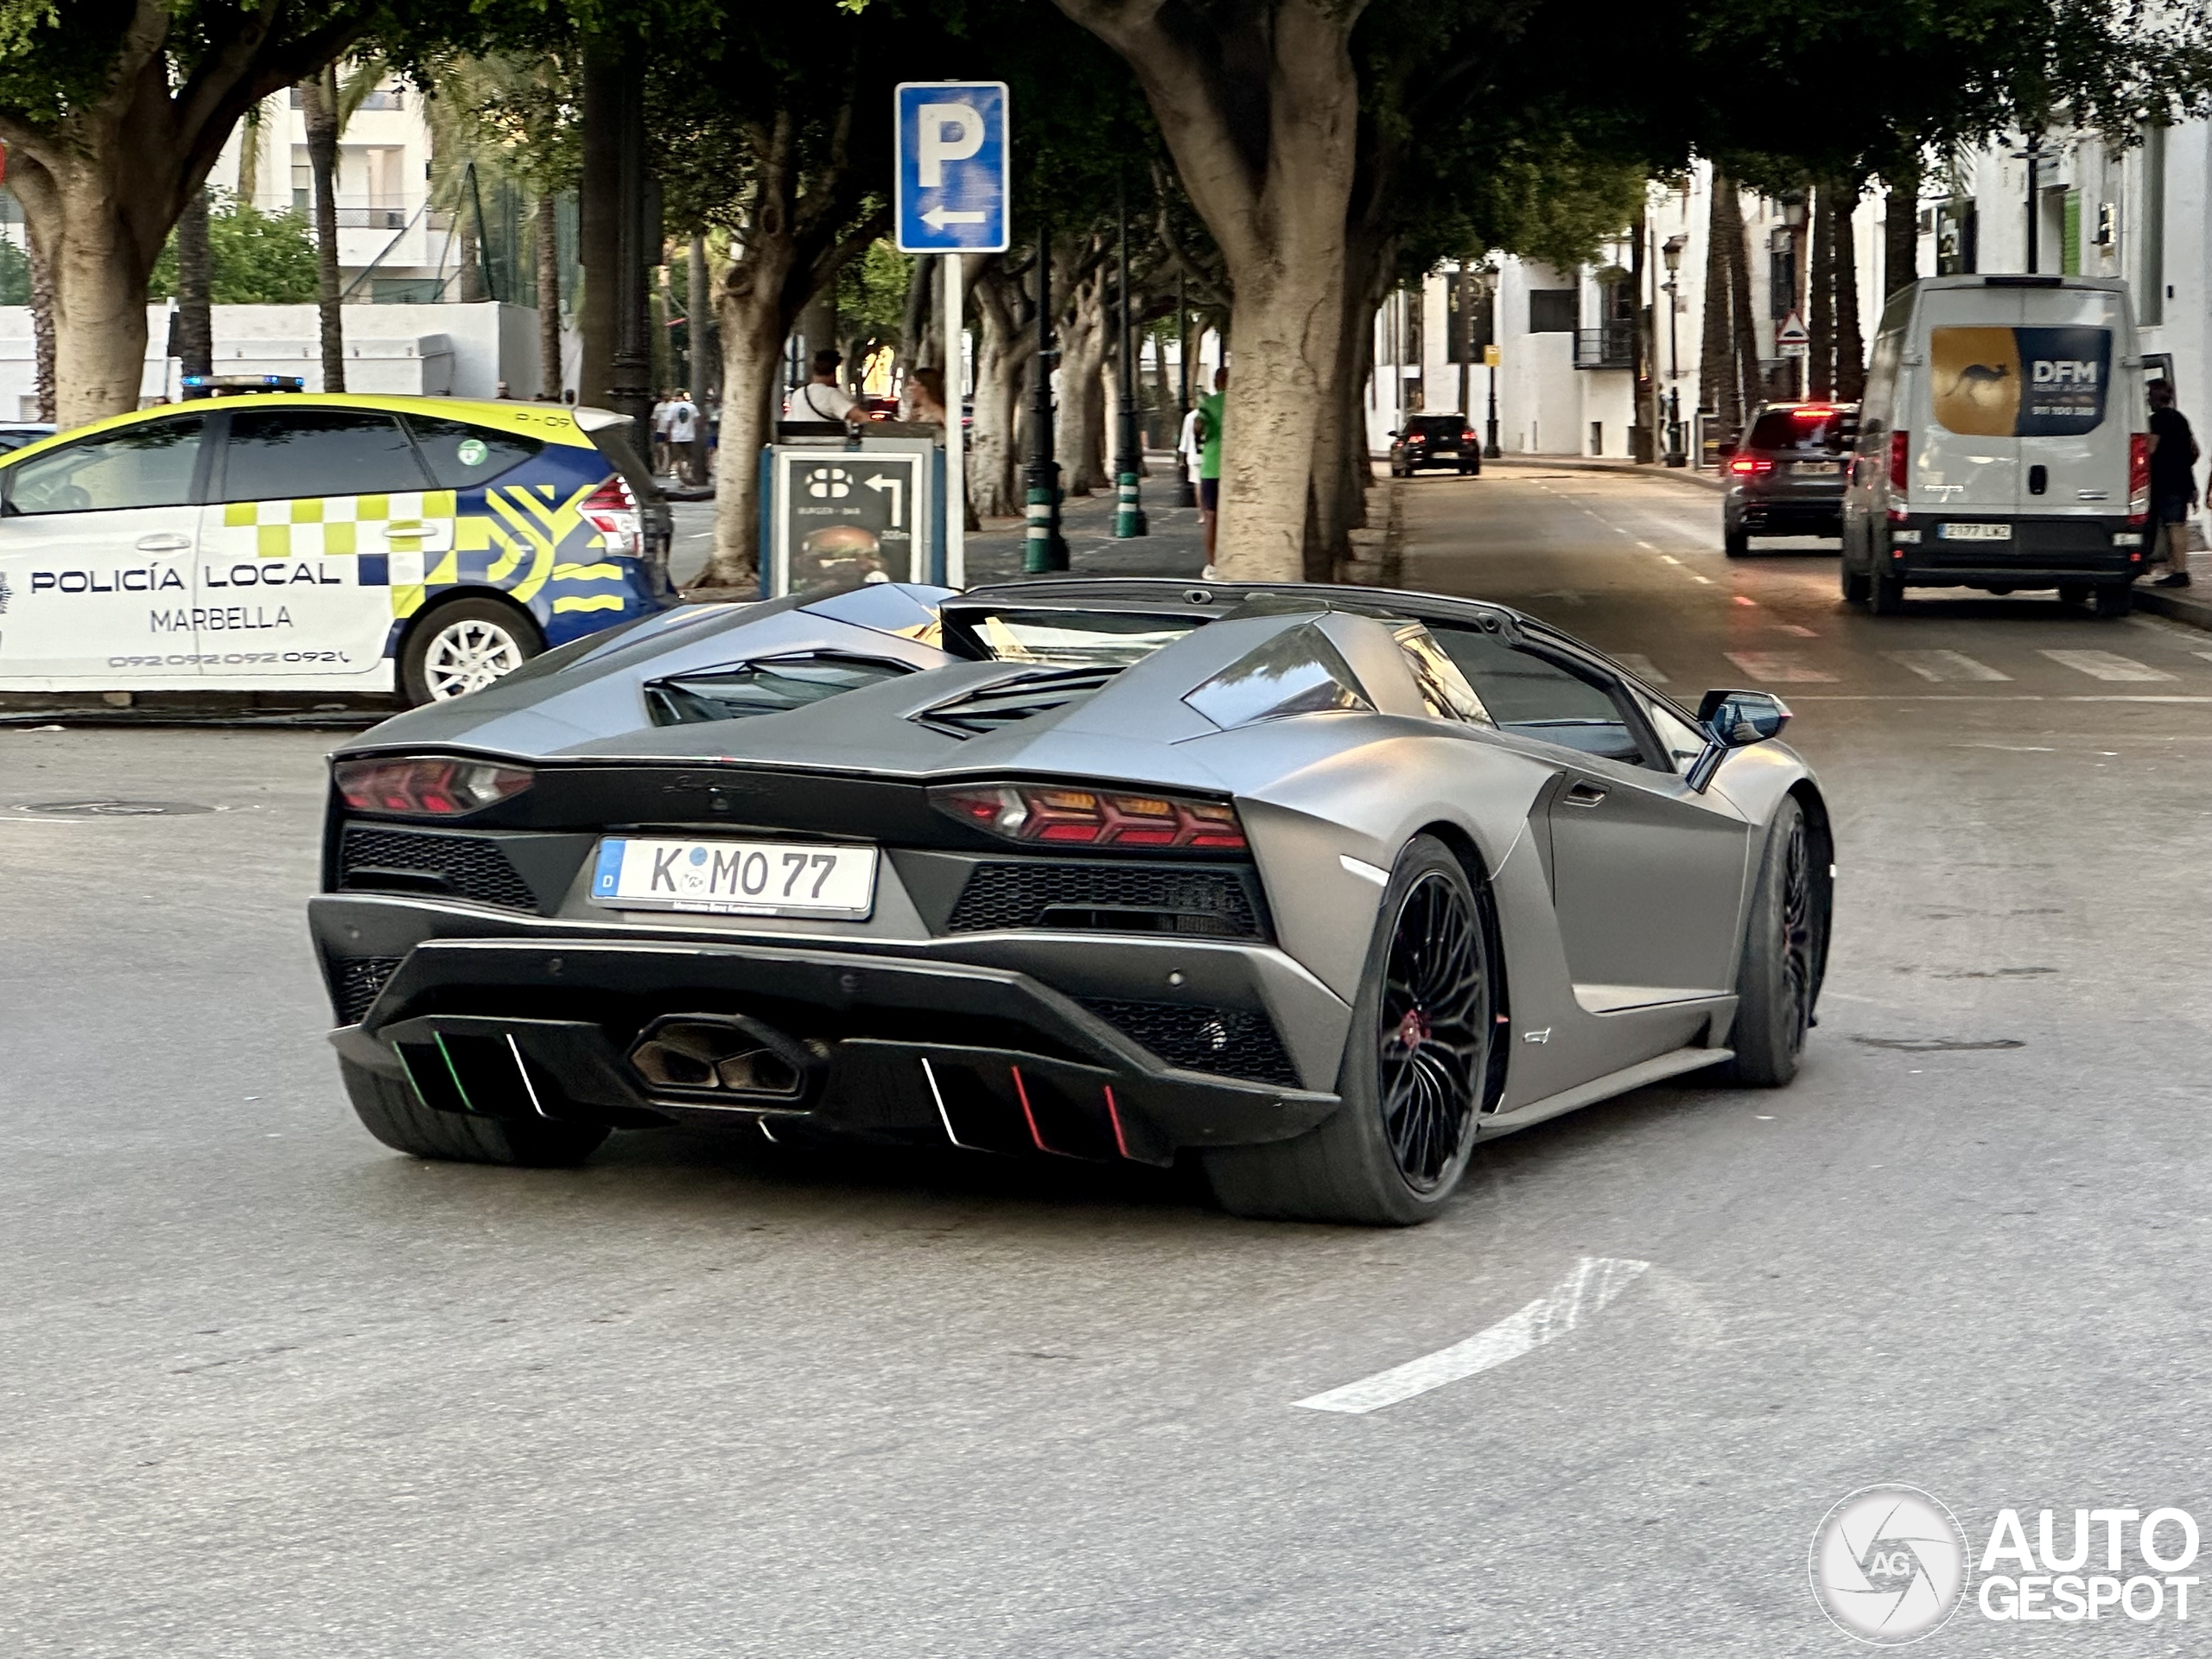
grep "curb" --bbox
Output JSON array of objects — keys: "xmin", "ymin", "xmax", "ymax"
[
  {"xmin": 1484, "ymin": 454, "xmax": 1728, "ymax": 495},
  {"xmin": 2133, "ymin": 582, "xmax": 2212, "ymax": 632}
]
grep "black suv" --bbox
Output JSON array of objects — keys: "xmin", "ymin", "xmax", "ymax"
[
  {"xmin": 1389, "ymin": 413, "xmax": 1481, "ymax": 477},
  {"xmin": 1723, "ymin": 402, "xmax": 1856, "ymax": 555}
]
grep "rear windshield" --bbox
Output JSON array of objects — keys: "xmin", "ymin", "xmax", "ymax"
[
  {"xmin": 965, "ymin": 608, "xmax": 1205, "ymax": 667},
  {"xmin": 1746, "ymin": 409, "xmax": 1853, "ymax": 453},
  {"xmin": 1408, "ymin": 416, "xmax": 1466, "ymax": 439}
]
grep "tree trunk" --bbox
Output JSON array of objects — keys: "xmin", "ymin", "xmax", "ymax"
[
  {"xmin": 901, "ymin": 255, "xmax": 938, "ymax": 376},
  {"xmin": 1808, "ymin": 181, "xmax": 1836, "ymax": 401},
  {"xmin": 1835, "ymin": 182, "xmax": 1866, "ymax": 402},
  {"xmin": 1700, "ymin": 168, "xmax": 1740, "ymax": 441},
  {"xmin": 29, "ymin": 234, "xmax": 55, "ymax": 423},
  {"xmin": 13, "ymin": 156, "xmax": 159, "ymax": 427},
  {"xmin": 1310, "ymin": 227, "xmax": 1391, "ymax": 575},
  {"xmin": 175, "ymin": 186, "xmax": 213, "ymax": 381},
  {"xmin": 299, "ymin": 68, "xmax": 346, "ymax": 392},
  {"xmin": 578, "ymin": 43, "xmax": 621, "ymax": 408},
  {"xmin": 1882, "ymin": 149, "xmax": 1920, "ymax": 302},
  {"xmin": 536, "ymin": 191, "xmax": 563, "ymax": 399},
  {"xmin": 706, "ymin": 237, "xmax": 799, "ymax": 590},
  {"xmin": 1056, "ymin": 259, "xmax": 1108, "ymax": 496},
  {"xmin": 686, "ymin": 233, "xmax": 710, "ymax": 400},
  {"xmin": 1726, "ymin": 188, "xmax": 1763, "ymax": 430},
  {"xmin": 1053, "ymin": 0, "xmax": 1361, "ymax": 581},
  {"xmin": 967, "ymin": 255, "xmax": 1033, "ymax": 518}
]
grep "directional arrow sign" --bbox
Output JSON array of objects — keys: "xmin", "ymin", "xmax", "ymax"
[
  {"xmin": 895, "ymin": 81, "xmax": 1009, "ymax": 252},
  {"xmin": 863, "ymin": 471, "xmax": 905, "ymax": 528}
]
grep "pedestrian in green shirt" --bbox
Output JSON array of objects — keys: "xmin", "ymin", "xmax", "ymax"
[{"xmin": 1195, "ymin": 366, "xmax": 1228, "ymax": 562}]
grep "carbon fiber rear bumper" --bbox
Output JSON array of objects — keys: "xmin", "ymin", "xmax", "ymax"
[{"xmin": 314, "ymin": 898, "xmax": 1344, "ymax": 1162}]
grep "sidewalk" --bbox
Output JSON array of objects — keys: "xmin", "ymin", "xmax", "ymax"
[{"xmin": 963, "ymin": 474, "xmax": 1209, "ymax": 586}]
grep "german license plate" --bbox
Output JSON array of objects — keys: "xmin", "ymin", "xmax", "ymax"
[
  {"xmin": 1938, "ymin": 522, "xmax": 2011, "ymax": 541},
  {"xmin": 1792, "ymin": 461, "xmax": 1840, "ymax": 476},
  {"xmin": 589, "ymin": 836, "xmax": 877, "ymax": 917}
]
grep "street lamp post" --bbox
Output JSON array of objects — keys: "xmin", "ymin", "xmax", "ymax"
[
  {"xmin": 1112, "ymin": 178, "xmax": 1147, "ymax": 538},
  {"xmin": 1024, "ymin": 219, "xmax": 1067, "ymax": 572},
  {"xmin": 1661, "ymin": 232, "xmax": 1687, "ymax": 467},
  {"xmin": 1480, "ymin": 264, "xmax": 1501, "ymax": 459}
]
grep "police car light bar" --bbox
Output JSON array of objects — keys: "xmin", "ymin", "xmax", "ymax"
[{"xmin": 181, "ymin": 373, "xmax": 306, "ymax": 397}]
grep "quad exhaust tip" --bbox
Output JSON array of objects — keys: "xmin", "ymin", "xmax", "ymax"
[{"xmin": 627, "ymin": 1014, "xmax": 824, "ymax": 1103}]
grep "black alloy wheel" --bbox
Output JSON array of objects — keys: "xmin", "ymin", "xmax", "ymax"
[
  {"xmin": 1376, "ymin": 870, "xmax": 1488, "ymax": 1192},
  {"xmin": 1726, "ymin": 795, "xmax": 1826, "ymax": 1086},
  {"xmin": 1775, "ymin": 811, "xmax": 1815, "ymax": 1054},
  {"xmin": 1202, "ymin": 834, "xmax": 1496, "ymax": 1225}
]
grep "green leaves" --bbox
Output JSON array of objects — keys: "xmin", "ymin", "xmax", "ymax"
[{"xmin": 148, "ymin": 191, "xmax": 321, "ymax": 305}]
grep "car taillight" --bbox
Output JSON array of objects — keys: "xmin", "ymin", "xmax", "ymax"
[
  {"xmin": 930, "ymin": 783, "xmax": 1246, "ymax": 850},
  {"xmin": 334, "ymin": 756, "xmax": 532, "ymax": 817},
  {"xmin": 2129, "ymin": 433, "xmax": 2151, "ymax": 524},
  {"xmin": 1889, "ymin": 429, "xmax": 1909, "ymax": 493},
  {"xmin": 1727, "ymin": 455, "xmax": 1772, "ymax": 475},
  {"xmin": 1461, "ymin": 429, "xmax": 1478, "ymax": 444},
  {"xmin": 582, "ymin": 474, "xmax": 642, "ymax": 556}
]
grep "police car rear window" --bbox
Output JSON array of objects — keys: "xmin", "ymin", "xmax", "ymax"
[{"xmin": 404, "ymin": 416, "xmax": 543, "ymax": 487}]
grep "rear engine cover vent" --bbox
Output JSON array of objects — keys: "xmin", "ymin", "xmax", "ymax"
[
  {"xmin": 646, "ymin": 652, "xmax": 914, "ymax": 726},
  {"xmin": 1079, "ymin": 997, "xmax": 1300, "ymax": 1086},
  {"xmin": 946, "ymin": 861, "xmax": 1262, "ymax": 938},
  {"xmin": 339, "ymin": 825, "xmax": 537, "ymax": 912},
  {"xmin": 912, "ymin": 666, "xmax": 1119, "ymax": 738}
]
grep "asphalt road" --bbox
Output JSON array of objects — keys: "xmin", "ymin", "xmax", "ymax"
[{"xmin": 6, "ymin": 468, "xmax": 2209, "ymax": 1656}]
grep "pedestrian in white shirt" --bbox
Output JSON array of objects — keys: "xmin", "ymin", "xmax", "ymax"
[
  {"xmin": 650, "ymin": 391, "xmax": 676, "ymax": 476},
  {"xmin": 667, "ymin": 390, "xmax": 700, "ymax": 483},
  {"xmin": 790, "ymin": 350, "xmax": 861, "ymax": 429}
]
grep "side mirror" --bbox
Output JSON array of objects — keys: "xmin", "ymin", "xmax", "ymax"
[{"xmin": 1687, "ymin": 690, "xmax": 1791, "ymax": 790}]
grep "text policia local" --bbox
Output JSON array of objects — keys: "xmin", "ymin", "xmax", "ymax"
[{"xmin": 1979, "ymin": 1508, "xmax": 2200, "ymax": 1623}]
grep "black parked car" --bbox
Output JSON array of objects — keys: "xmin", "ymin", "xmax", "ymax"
[
  {"xmin": 1723, "ymin": 402, "xmax": 1857, "ymax": 556},
  {"xmin": 1389, "ymin": 413, "xmax": 1482, "ymax": 477}
]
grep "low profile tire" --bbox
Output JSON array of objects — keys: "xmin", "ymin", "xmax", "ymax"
[
  {"xmin": 1723, "ymin": 796, "xmax": 1827, "ymax": 1088},
  {"xmin": 398, "ymin": 595, "xmax": 545, "ymax": 707},
  {"xmin": 1869, "ymin": 571, "xmax": 1906, "ymax": 614},
  {"xmin": 1840, "ymin": 562, "xmax": 1871, "ymax": 605},
  {"xmin": 340, "ymin": 1057, "xmax": 608, "ymax": 1166},
  {"xmin": 1204, "ymin": 835, "xmax": 1495, "ymax": 1226},
  {"xmin": 2093, "ymin": 584, "xmax": 2133, "ymax": 619},
  {"xmin": 1725, "ymin": 525, "xmax": 1751, "ymax": 558}
]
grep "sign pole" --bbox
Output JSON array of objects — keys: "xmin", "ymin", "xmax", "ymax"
[{"xmin": 944, "ymin": 254, "xmax": 966, "ymax": 588}]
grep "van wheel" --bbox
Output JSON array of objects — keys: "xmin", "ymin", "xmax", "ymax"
[
  {"xmin": 1840, "ymin": 563, "xmax": 1871, "ymax": 605},
  {"xmin": 2093, "ymin": 585, "xmax": 2133, "ymax": 619},
  {"xmin": 399, "ymin": 596, "xmax": 544, "ymax": 706},
  {"xmin": 1869, "ymin": 572, "xmax": 1906, "ymax": 615}
]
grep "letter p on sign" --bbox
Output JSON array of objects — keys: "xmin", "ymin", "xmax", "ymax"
[{"xmin": 917, "ymin": 104, "xmax": 982, "ymax": 186}]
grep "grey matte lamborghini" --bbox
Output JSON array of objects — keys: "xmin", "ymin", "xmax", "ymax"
[{"xmin": 312, "ymin": 578, "xmax": 1833, "ymax": 1225}]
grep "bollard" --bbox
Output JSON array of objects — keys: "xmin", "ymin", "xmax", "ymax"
[
  {"xmin": 1025, "ymin": 485, "xmax": 1068, "ymax": 573},
  {"xmin": 1114, "ymin": 471, "xmax": 1148, "ymax": 539}
]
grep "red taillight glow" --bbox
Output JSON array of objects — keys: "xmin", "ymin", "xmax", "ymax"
[
  {"xmin": 1727, "ymin": 455, "xmax": 1772, "ymax": 475},
  {"xmin": 1793, "ymin": 404, "xmax": 1837, "ymax": 420},
  {"xmin": 2129, "ymin": 433, "xmax": 2152, "ymax": 524},
  {"xmin": 582, "ymin": 474, "xmax": 643, "ymax": 555},
  {"xmin": 930, "ymin": 782, "xmax": 1246, "ymax": 850},
  {"xmin": 1461, "ymin": 429, "xmax": 1478, "ymax": 444},
  {"xmin": 334, "ymin": 756, "xmax": 533, "ymax": 817},
  {"xmin": 1889, "ymin": 429, "xmax": 1910, "ymax": 493}
]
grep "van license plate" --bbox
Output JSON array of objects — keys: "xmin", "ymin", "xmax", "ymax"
[
  {"xmin": 1938, "ymin": 522, "xmax": 2012, "ymax": 542},
  {"xmin": 589, "ymin": 836, "xmax": 877, "ymax": 917}
]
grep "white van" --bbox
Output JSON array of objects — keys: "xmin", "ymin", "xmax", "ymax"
[{"xmin": 1841, "ymin": 275, "xmax": 2149, "ymax": 616}]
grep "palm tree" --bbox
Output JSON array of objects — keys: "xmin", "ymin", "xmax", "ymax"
[{"xmin": 296, "ymin": 57, "xmax": 391, "ymax": 392}]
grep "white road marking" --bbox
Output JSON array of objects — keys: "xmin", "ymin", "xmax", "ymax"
[
  {"xmin": 2041, "ymin": 649, "xmax": 2176, "ymax": 683},
  {"xmin": 2195, "ymin": 652, "xmax": 2212, "ymax": 667},
  {"xmin": 1294, "ymin": 1256, "xmax": 1650, "ymax": 1414},
  {"xmin": 1724, "ymin": 651, "xmax": 1837, "ymax": 683},
  {"xmin": 1732, "ymin": 595, "xmax": 1758, "ymax": 607},
  {"xmin": 1613, "ymin": 652, "xmax": 1669, "ymax": 683},
  {"xmin": 1659, "ymin": 555, "xmax": 1681, "ymax": 564},
  {"xmin": 1690, "ymin": 574, "xmax": 1713, "ymax": 584},
  {"xmin": 1885, "ymin": 649, "xmax": 2011, "ymax": 683},
  {"xmin": 1636, "ymin": 540, "xmax": 1658, "ymax": 550},
  {"xmin": 1774, "ymin": 623, "xmax": 1818, "ymax": 637}
]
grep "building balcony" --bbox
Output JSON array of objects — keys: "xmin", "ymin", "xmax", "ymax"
[{"xmin": 1573, "ymin": 323, "xmax": 1635, "ymax": 370}]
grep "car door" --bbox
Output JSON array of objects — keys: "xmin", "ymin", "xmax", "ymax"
[
  {"xmin": 200, "ymin": 405, "xmax": 445, "ymax": 687},
  {"xmin": 0, "ymin": 413, "xmax": 207, "ymax": 684},
  {"xmin": 1428, "ymin": 622, "xmax": 1752, "ymax": 1004}
]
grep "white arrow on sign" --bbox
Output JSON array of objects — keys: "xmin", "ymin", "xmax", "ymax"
[
  {"xmin": 921, "ymin": 205, "xmax": 987, "ymax": 232},
  {"xmin": 864, "ymin": 472, "xmax": 904, "ymax": 527}
]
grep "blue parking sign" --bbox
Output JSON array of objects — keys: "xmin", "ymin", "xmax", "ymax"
[{"xmin": 894, "ymin": 81, "xmax": 1009, "ymax": 253}]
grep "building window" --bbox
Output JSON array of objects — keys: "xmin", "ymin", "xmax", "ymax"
[
  {"xmin": 1590, "ymin": 421, "xmax": 1605, "ymax": 455},
  {"xmin": 1528, "ymin": 289, "xmax": 1578, "ymax": 334},
  {"xmin": 1936, "ymin": 200, "xmax": 1977, "ymax": 276},
  {"xmin": 1768, "ymin": 227, "xmax": 1796, "ymax": 321}
]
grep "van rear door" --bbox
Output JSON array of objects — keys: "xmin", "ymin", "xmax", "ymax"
[
  {"xmin": 1920, "ymin": 285, "xmax": 2022, "ymax": 519},
  {"xmin": 2014, "ymin": 283, "xmax": 2126, "ymax": 515}
]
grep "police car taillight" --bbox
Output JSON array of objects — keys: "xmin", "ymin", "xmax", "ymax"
[{"xmin": 582, "ymin": 474, "xmax": 643, "ymax": 555}]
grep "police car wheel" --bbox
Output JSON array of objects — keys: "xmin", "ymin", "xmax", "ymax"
[{"xmin": 400, "ymin": 597, "xmax": 544, "ymax": 706}]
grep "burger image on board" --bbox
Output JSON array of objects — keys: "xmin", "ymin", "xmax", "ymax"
[{"xmin": 796, "ymin": 523, "xmax": 889, "ymax": 588}]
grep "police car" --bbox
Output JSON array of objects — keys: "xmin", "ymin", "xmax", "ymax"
[{"xmin": 0, "ymin": 379, "xmax": 679, "ymax": 703}]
